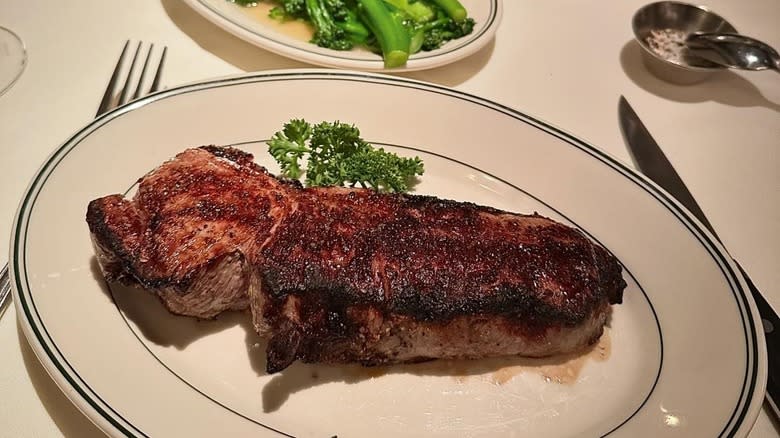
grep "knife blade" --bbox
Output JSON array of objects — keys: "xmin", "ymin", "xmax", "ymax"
[{"xmin": 618, "ymin": 95, "xmax": 779, "ymax": 417}]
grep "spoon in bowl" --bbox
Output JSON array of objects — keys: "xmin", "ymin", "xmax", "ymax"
[{"xmin": 685, "ymin": 32, "xmax": 780, "ymax": 73}]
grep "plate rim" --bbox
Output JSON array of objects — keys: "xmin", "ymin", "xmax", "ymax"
[
  {"xmin": 181, "ymin": 0, "xmax": 503, "ymax": 72},
  {"xmin": 10, "ymin": 69, "xmax": 767, "ymax": 437}
]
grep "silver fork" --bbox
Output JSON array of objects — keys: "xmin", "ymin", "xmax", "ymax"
[
  {"xmin": 96, "ymin": 40, "xmax": 167, "ymax": 116},
  {"xmin": 0, "ymin": 40, "xmax": 167, "ymax": 319}
]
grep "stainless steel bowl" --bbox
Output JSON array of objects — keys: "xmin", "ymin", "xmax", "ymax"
[{"xmin": 632, "ymin": 1, "xmax": 738, "ymax": 84}]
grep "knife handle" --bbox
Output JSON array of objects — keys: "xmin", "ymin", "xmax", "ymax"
[{"xmin": 736, "ymin": 262, "xmax": 780, "ymax": 418}]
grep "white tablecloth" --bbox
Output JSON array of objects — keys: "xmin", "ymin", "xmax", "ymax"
[{"xmin": 1, "ymin": 0, "xmax": 778, "ymax": 436}]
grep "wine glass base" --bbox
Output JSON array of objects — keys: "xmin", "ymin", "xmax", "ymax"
[{"xmin": 0, "ymin": 26, "xmax": 27, "ymax": 97}]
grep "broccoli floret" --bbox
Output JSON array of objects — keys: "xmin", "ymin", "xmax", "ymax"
[
  {"xmin": 419, "ymin": 14, "xmax": 474, "ymax": 51},
  {"xmin": 267, "ymin": 0, "xmax": 308, "ymax": 20},
  {"xmin": 266, "ymin": 0, "xmax": 369, "ymax": 48},
  {"xmin": 379, "ymin": 1, "xmax": 474, "ymax": 54},
  {"xmin": 324, "ymin": 0, "xmax": 350, "ymax": 20},
  {"xmin": 306, "ymin": 0, "xmax": 354, "ymax": 50}
]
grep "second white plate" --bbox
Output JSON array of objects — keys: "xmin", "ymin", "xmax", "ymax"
[{"xmin": 182, "ymin": 0, "xmax": 503, "ymax": 71}]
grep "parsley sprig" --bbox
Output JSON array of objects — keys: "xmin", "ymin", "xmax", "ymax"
[{"xmin": 267, "ymin": 119, "xmax": 424, "ymax": 193}]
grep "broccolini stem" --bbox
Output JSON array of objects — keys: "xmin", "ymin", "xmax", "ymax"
[
  {"xmin": 341, "ymin": 18, "xmax": 370, "ymax": 43},
  {"xmin": 357, "ymin": 0, "xmax": 410, "ymax": 68},
  {"xmin": 430, "ymin": 0, "xmax": 467, "ymax": 22},
  {"xmin": 306, "ymin": 0, "xmax": 330, "ymax": 30}
]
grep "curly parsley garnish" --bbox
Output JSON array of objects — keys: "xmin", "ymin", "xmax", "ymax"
[{"xmin": 267, "ymin": 119, "xmax": 424, "ymax": 193}]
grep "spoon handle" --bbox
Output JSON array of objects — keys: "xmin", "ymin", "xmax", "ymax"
[{"xmin": 687, "ymin": 32, "xmax": 780, "ymax": 73}]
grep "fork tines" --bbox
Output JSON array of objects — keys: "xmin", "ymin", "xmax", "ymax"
[{"xmin": 96, "ymin": 40, "xmax": 167, "ymax": 117}]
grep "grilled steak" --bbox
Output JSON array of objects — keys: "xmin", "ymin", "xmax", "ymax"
[{"xmin": 87, "ymin": 146, "xmax": 626, "ymax": 373}]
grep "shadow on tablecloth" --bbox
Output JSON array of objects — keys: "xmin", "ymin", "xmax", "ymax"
[{"xmin": 620, "ymin": 40, "xmax": 780, "ymax": 113}]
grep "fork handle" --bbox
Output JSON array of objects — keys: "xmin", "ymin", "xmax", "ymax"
[{"xmin": 0, "ymin": 263, "xmax": 10, "ymax": 319}]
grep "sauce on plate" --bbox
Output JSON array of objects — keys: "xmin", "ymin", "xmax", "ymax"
[{"xmin": 235, "ymin": 3, "xmax": 314, "ymax": 42}]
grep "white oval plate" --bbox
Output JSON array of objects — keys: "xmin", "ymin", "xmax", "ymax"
[
  {"xmin": 11, "ymin": 70, "xmax": 765, "ymax": 437},
  {"xmin": 182, "ymin": 0, "xmax": 502, "ymax": 72}
]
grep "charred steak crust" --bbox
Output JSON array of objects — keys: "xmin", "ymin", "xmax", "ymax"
[
  {"xmin": 262, "ymin": 189, "xmax": 614, "ymax": 322},
  {"xmin": 87, "ymin": 146, "xmax": 627, "ymax": 373}
]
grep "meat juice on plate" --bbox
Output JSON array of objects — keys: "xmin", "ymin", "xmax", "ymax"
[{"xmin": 342, "ymin": 328, "xmax": 612, "ymax": 385}]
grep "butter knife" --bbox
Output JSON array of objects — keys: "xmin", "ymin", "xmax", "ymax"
[{"xmin": 618, "ymin": 96, "xmax": 779, "ymax": 416}]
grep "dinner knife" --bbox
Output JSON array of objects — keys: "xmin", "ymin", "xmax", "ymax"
[{"xmin": 618, "ymin": 96, "xmax": 780, "ymax": 417}]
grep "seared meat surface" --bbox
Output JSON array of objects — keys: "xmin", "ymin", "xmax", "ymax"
[{"xmin": 87, "ymin": 146, "xmax": 626, "ymax": 373}]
